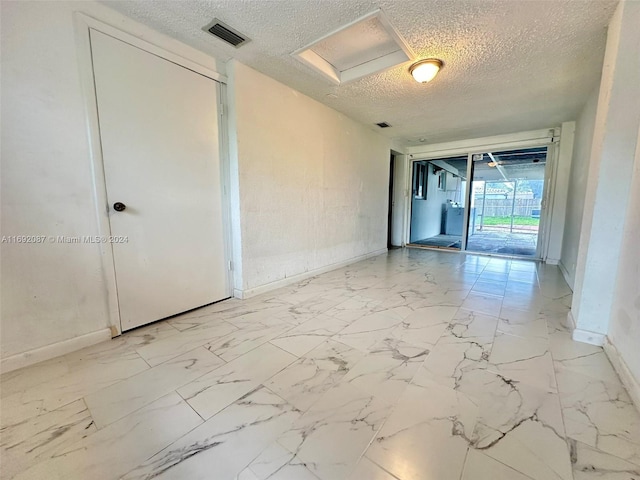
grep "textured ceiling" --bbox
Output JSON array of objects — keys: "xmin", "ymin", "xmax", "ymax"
[{"xmin": 101, "ymin": 0, "xmax": 617, "ymax": 146}]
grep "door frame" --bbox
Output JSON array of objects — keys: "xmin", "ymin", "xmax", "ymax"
[
  {"xmin": 405, "ymin": 134, "xmax": 558, "ymax": 260},
  {"xmin": 404, "ymin": 153, "xmax": 471, "ymax": 248},
  {"xmin": 387, "ymin": 153, "xmax": 395, "ymax": 248},
  {"xmin": 464, "ymin": 144, "xmax": 555, "ymax": 260},
  {"xmin": 74, "ymin": 13, "xmax": 233, "ymax": 336}
]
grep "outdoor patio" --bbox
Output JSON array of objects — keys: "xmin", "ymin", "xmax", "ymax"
[
  {"xmin": 466, "ymin": 229, "xmax": 538, "ymax": 256},
  {"xmin": 411, "ymin": 228, "xmax": 538, "ymax": 257}
]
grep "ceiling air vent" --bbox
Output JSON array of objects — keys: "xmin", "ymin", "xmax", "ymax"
[
  {"xmin": 203, "ymin": 19, "xmax": 250, "ymax": 48},
  {"xmin": 376, "ymin": 122, "xmax": 391, "ymax": 128}
]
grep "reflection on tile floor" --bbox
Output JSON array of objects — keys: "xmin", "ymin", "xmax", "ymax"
[{"xmin": 2, "ymin": 249, "xmax": 639, "ymax": 480}]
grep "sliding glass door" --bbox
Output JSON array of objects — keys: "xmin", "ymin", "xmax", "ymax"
[{"xmin": 465, "ymin": 147, "xmax": 548, "ymax": 258}]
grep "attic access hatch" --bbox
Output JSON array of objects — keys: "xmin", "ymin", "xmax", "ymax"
[{"xmin": 292, "ymin": 10, "xmax": 414, "ymax": 85}]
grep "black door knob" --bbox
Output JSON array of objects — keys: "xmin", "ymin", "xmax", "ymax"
[{"xmin": 113, "ymin": 202, "xmax": 126, "ymax": 212}]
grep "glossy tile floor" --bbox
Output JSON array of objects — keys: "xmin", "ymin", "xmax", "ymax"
[{"xmin": 2, "ymin": 249, "xmax": 639, "ymax": 480}]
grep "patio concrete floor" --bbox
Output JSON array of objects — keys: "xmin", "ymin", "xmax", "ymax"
[{"xmin": 412, "ymin": 229, "xmax": 538, "ymax": 257}]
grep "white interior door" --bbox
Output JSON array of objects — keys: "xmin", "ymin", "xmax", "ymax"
[{"xmin": 90, "ymin": 29, "xmax": 230, "ymax": 331}]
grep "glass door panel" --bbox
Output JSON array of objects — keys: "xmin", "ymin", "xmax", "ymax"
[{"xmin": 466, "ymin": 147, "xmax": 547, "ymax": 257}]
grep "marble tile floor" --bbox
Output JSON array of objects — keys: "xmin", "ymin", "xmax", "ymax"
[{"xmin": 1, "ymin": 249, "xmax": 639, "ymax": 480}]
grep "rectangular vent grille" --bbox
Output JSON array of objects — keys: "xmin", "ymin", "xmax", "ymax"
[
  {"xmin": 204, "ymin": 19, "xmax": 249, "ymax": 47},
  {"xmin": 376, "ymin": 122, "xmax": 391, "ymax": 128}
]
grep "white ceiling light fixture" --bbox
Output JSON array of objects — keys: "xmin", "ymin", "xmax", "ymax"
[{"xmin": 409, "ymin": 59, "xmax": 443, "ymax": 83}]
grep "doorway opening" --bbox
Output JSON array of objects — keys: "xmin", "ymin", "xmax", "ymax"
[
  {"xmin": 466, "ymin": 147, "xmax": 547, "ymax": 257},
  {"xmin": 387, "ymin": 153, "xmax": 395, "ymax": 248},
  {"xmin": 408, "ymin": 155, "xmax": 468, "ymax": 249}
]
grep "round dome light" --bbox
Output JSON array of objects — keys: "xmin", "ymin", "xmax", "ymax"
[{"xmin": 409, "ymin": 59, "xmax": 443, "ymax": 83}]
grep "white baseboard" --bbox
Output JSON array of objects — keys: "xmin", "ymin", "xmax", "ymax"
[
  {"xmin": 603, "ymin": 337, "xmax": 640, "ymax": 413},
  {"xmin": 558, "ymin": 260, "xmax": 574, "ymax": 291},
  {"xmin": 572, "ymin": 327, "xmax": 606, "ymax": 346},
  {"xmin": 234, "ymin": 248, "xmax": 388, "ymax": 300},
  {"xmin": 546, "ymin": 258, "xmax": 559, "ymax": 265},
  {"xmin": 1, "ymin": 328, "xmax": 112, "ymax": 374}
]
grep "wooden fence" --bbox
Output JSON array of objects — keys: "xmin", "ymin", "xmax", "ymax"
[{"xmin": 474, "ymin": 198, "xmax": 541, "ymax": 217}]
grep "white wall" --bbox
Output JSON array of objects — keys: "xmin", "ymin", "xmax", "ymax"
[
  {"xmin": 410, "ymin": 166, "xmax": 453, "ymax": 242},
  {"xmin": 226, "ymin": 61, "xmax": 390, "ymax": 295},
  {"xmin": 608, "ymin": 121, "xmax": 640, "ymax": 403},
  {"xmin": 570, "ymin": 0, "xmax": 640, "ymax": 344},
  {"xmin": 0, "ymin": 1, "xmax": 224, "ymax": 365},
  {"xmin": 559, "ymin": 89, "xmax": 599, "ymax": 288}
]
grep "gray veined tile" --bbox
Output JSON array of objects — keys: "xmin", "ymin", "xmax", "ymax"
[
  {"xmin": 472, "ymin": 279, "xmax": 507, "ymax": 296},
  {"xmin": 471, "ymin": 379, "xmax": 572, "ymax": 480},
  {"xmin": 1, "ymin": 357, "xmax": 69, "ymax": 401},
  {"xmin": 223, "ymin": 307, "xmax": 307, "ymax": 329},
  {"xmin": 0, "ymin": 399, "xmax": 96, "ymax": 479},
  {"xmin": 461, "ymin": 292, "xmax": 503, "ymax": 317},
  {"xmin": 241, "ymin": 442, "xmax": 320, "ymax": 480},
  {"xmin": 237, "ymin": 470, "xmax": 261, "ymax": 480},
  {"xmin": 570, "ymin": 440, "xmax": 640, "ymax": 480},
  {"xmin": 501, "ymin": 290, "xmax": 546, "ymax": 312},
  {"xmin": 84, "ymin": 346, "xmax": 224, "ymax": 428},
  {"xmin": 177, "ymin": 343, "xmax": 296, "ymax": 419},
  {"xmin": 340, "ymin": 337, "xmax": 429, "ymax": 405},
  {"xmin": 347, "ymin": 457, "xmax": 400, "ymax": 480},
  {"xmin": 135, "ymin": 319, "xmax": 238, "ymax": 367},
  {"xmin": 410, "ymin": 311, "xmax": 495, "ymax": 397},
  {"xmin": 461, "ymin": 449, "xmax": 534, "ymax": 480},
  {"xmin": 545, "ymin": 311, "xmax": 573, "ymax": 335},
  {"xmin": 265, "ymin": 339, "xmax": 363, "ymax": 412},
  {"xmin": 539, "ymin": 280, "xmax": 573, "ymax": 300},
  {"xmin": 385, "ymin": 305, "xmax": 458, "ymax": 348},
  {"xmin": 507, "ymin": 268, "xmax": 538, "ymax": 283},
  {"xmin": 487, "ymin": 351, "xmax": 557, "ymax": 394},
  {"xmin": 487, "ymin": 332, "xmax": 557, "ymax": 393},
  {"xmin": 16, "ymin": 347, "xmax": 150, "ymax": 415},
  {"xmin": 324, "ymin": 295, "xmax": 381, "ymax": 323},
  {"xmin": 476, "ymin": 421, "xmax": 572, "ymax": 480},
  {"xmin": 333, "ymin": 310, "xmax": 404, "ymax": 352},
  {"xmin": 206, "ymin": 322, "xmax": 294, "ymax": 362},
  {"xmin": 0, "ymin": 392, "xmax": 45, "ymax": 430},
  {"xmin": 285, "ymin": 295, "xmax": 346, "ymax": 319},
  {"xmin": 418, "ymin": 289, "xmax": 468, "ymax": 308},
  {"xmin": 498, "ymin": 308, "xmax": 549, "ymax": 339},
  {"xmin": 555, "ymin": 369, "xmax": 640, "ymax": 466},
  {"xmin": 478, "ymin": 270, "xmax": 510, "ymax": 282},
  {"xmin": 122, "ymin": 387, "xmax": 300, "ymax": 480},
  {"xmin": 13, "ymin": 393, "xmax": 202, "ymax": 480},
  {"xmin": 166, "ymin": 299, "xmax": 248, "ymax": 331},
  {"xmin": 277, "ymin": 381, "xmax": 392, "ymax": 480},
  {"xmin": 269, "ymin": 314, "xmax": 348, "ymax": 357},
  {"xmin": 551, "ymin": 333, "xmax": 622, "ymax": 385},
  {"xmin": 109, "ymin": 321, "xmax": 181, "ymax": 348},
  {"xmin": 447, "ymin": 308, "xmax": 499, "ymax": 343},
  {"xmin": 490, "ymin": 332, "xmax": 550, "ymax": 363},
  {"xmin": 365, "ymin": 383, "xmax": 478, "ymax": 480}
]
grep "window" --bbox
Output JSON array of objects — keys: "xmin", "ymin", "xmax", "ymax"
[
  {"xmin": 413, "ymin": 162, "xmax": 427, "ymax": 199},
  {"xmin": 437, "ymin": 170, "xmax": 447, "ymax": 191}
]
